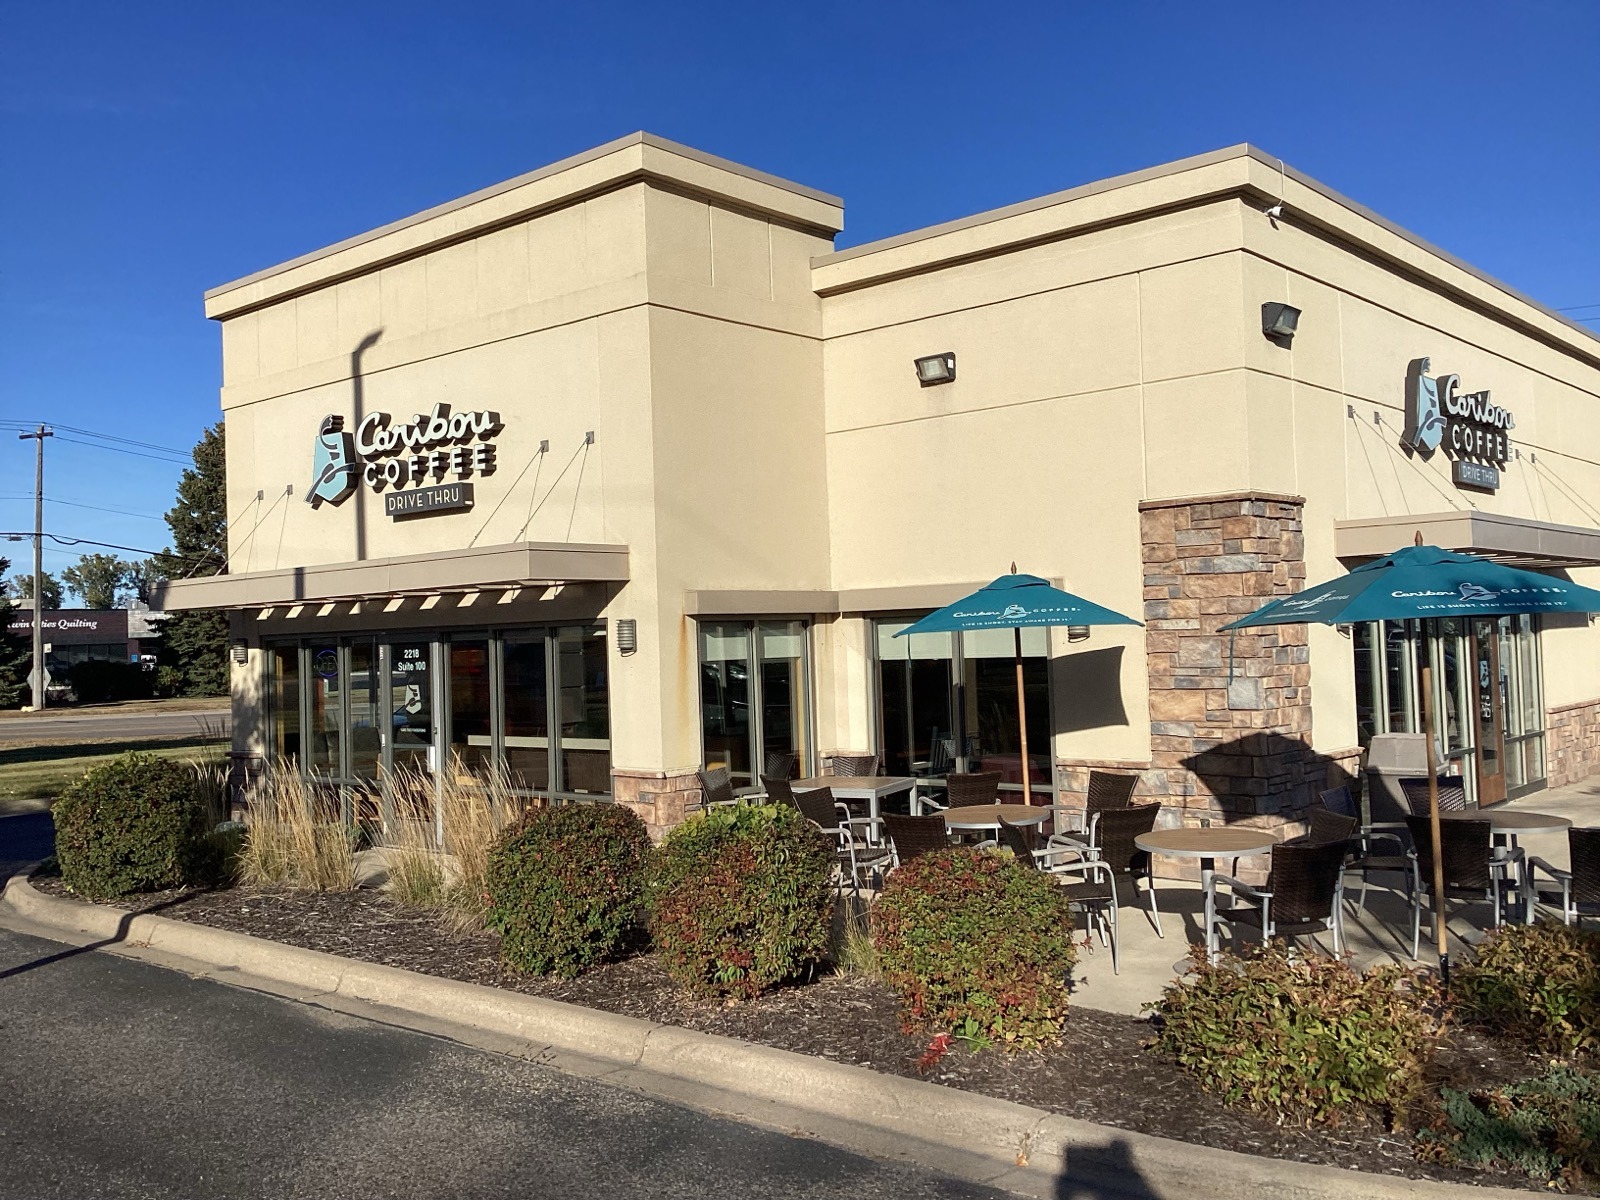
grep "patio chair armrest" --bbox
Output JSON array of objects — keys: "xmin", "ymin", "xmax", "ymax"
[
  {"xmin": 1045, "ymin": 833, "xmax": 1096, "ymax": 855},
  {"xmin": 1034, "ymin": 843, "xmax": 1094, "ymax": 869},
  {"xmin": 1527, "ymin": 856, "xmax": 1572, "ymax": 884},
  {"xmin": 1360, "ymin": 830, "xmax": 1408, "ymax": 854},
  {"xmin": 1044, "ymin": 804, "xmax": 1085, "ymax": 829}
]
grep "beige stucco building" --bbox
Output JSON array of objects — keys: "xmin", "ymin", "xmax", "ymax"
[{"xmin": 163, "ymin": 133, "xmax": 1600, "ymax": 835}]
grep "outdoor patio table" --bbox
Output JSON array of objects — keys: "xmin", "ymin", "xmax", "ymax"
[
  {"xmin": 940, "ymin": 803, "xmax": 1050, "ymax": 832},
  {"xmin": 792, "ymin": 775, "xmax": 919, "ymax": 843},
  {"xmin": 1135, "ymin": 827, "xmax": 1278, "ymax": 964}
]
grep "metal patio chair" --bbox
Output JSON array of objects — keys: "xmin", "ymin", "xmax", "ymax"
[
  {"xmin": 1320, "ymin": 784, "xmax": 1411, "ymax": 911},
  {"xmin": 794, "ymin": 786, "xmax": 887, "ymax": 894},
  {"xmin": 762, "ymin": 751, "xmax": 799, "ymax": 782},
  {"xmin": 882, "ymin": 812, "xmax": 952, "ymax": 869},
  {"xmin": 943, "ymin": 770, "xmax": 1002, "ymax": 808},
  {"xmin": 696, "ymin": 766, "xmax": 738, "ymax": 810},
  {"xmin": 1527, "ymin": 827, "xmax": 1600, "ymax": 926},
  {"xmin": 1399, "ymin": 776, "xmax": 1469, "ymax": 815},
  {"xmin": 829, "ymin": 753, "xmax": 882, "ymax": 778},
  {"xmin": 1207, "ymin": 838, "xmax": 1349, "ymax": 958},
  {"xmin": 999, "ymin": 817, "xmax": 1119, "ymax": 973},
  {"xmin": 1404, "ymin": 813, "xmax": 1521, "ymax": 959},
  {"xmin": 1047, "ymin": 769, "xmax": 1137, "ymax": 847},
  {"xmin": 760, "ymin": 774, "xmax": 798, "ymax": 809},
  {"xmin": 1052, "ymin": 802, "xmax": 1164, "ymax": 936}
]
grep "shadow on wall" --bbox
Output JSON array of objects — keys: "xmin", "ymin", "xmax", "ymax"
[
  {"xmin": 1051, "ymin": 646, "xmax": 1129, "ymax": 735},
  {"xmin": 1052, "ymin": 1136, "xmax": 1163, "ymax": 1198},
  {"xmin": 1180, "ymin": 731, "xmax": 1356, "ymax": 823}
]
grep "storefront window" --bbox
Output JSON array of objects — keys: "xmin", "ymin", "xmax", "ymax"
[
  {"xmin": 502, "ymin": 633, "xmax": 550, "ymax": 791},
  {"xmin": 698, "ymin": 619, "xmax": 812, "ymax": 785},
  {"xmin": 557, "ymin": 626, "xmax": 611, "ymax": 795},
  {"xmin": 309, "ymin": 645, "xmax": 341, "ymax": 774},
  {"xmin": 962, "ymin": 627, "xmax": 1050, "ymax": 791},
  {"xmin": 448, "ymin": 639, "xmax": 492, "ymax": 774},
  {"xmin": 271, "ymin": 645, "xmax": 300, "ymax": 762},
  {"xmin": 348, "ymin": 641, "xmax": 380, "ymax": 782},
  {"xmin": 388, "ymin": 640, "xmax": 432, "ymax": 777},
  {"xmin": 1352, "ymin": 615, "xmax": 1545, "ymax": 802}
]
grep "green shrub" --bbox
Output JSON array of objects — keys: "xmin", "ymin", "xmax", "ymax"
[
  {"xmin": 52, "ymin": 752, "xmax": 213, "ymax": 899},
  {"xmin": 1418, "ymin": 1065, "xmax": 1600, "ymax": 1185},
  {"xmin": 1453, "ymin": 922, "xmax": 1600, "ymax": 1060},
  {"xmin": 647, "ymin": 802, "xmax": 835, "ymax": 999},
  {"xmin": 1150, "ymin": 944, "xmax": 1442, "ymax": 1125},
  {"xmin": 872, "ymin": 848, "xmax": 1079, "ymax": 1049},
  {"xmin": 485, "ymin": 804, "xmax": 652, "ymax": 977}
]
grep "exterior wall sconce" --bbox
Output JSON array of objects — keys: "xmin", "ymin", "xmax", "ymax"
[
  {"xmin": 616, "ymin": 619, "xmax": 638, "ymax": 655},
  {"xmin": 230, "ymin": 641, "xmax": 249, "ymax": 665},
  {"xmin": 914, "ymin": 352, "xmax": 956, "ymax": 386},
  {"xmin": 1066, "ymin": 626, "xmax": 1090, "ymax": 642},
  {"xmin": 1261, "ymin": 302, "xmax": 1300, "ymax": 345}
]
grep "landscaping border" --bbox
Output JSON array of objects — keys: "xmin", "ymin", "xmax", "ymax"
[{"xmin": 0, "ymin": 875, "xmax": 1529, "ymax": 1200}]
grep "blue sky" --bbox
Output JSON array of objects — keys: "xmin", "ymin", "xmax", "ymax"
[{"xmin": 2, "ymin": 1, "xmax": 1597, "ymax": 595}]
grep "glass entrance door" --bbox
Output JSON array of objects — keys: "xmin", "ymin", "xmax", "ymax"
[{"xmin": 1472, "ymin": 619, "xmax": 1508, "ymax": 807}]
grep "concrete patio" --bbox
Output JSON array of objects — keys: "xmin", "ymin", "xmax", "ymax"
[{"xmin": 1063, "ymin": 776, "xmax": 1600, "ymax": 1016}]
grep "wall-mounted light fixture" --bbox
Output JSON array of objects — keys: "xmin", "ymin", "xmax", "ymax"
[
  {"xmin": 914, "ymin": 352, "xmax": 956, "ymax": 386},
  {"xmin": 616, "ymin": 618, "xmax": 638, "ymax": 655},
  {"xmin": 1261, "ymin": 302, "xmax": 1301, "ymax": 345},
  {"xmin": 230, "ymin": 640, "xmax": 249, "ymax": 665},
  {"xmin": 1066, "ymin": 626, "xmax": 1090, "ymax": 643}
]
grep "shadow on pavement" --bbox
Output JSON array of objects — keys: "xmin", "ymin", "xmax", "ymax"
[
  {"xmin": 0, "ymin": 810, "xmax": 53, "ymax": 880},
  {"xmin": 1055, "ymin": 1137, "xmax": 1163, "ymax": 1198}
]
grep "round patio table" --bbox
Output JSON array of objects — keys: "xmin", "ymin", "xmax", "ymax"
[
  {"xmin": 1135, "ymin": 827, "xmax": 1278, "ymax": 963},
  {"xmin": 940, "ymin": 803, "xmax": 1050, "ymax": 832},
  {"xmin": 1438, "ymin": 809, "xmax": 1570, "ymax": 839}
]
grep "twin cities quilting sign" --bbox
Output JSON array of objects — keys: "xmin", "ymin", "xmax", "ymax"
[
  {"xmin": 1400, "ymin": 357, "xmax": 1514, "ymax": 493},
  {"xmin": 307, "ymin": 404, "xmax": 500, "ymax": 518}
]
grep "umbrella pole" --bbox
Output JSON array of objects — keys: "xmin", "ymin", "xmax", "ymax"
[
  {"xmin": 1421, "ymin": 662, "xmax": 1449, "ymax": 981},
  {"xmin": 1014, "ymin": 626, "xmax": 1032, "ymax": 807}
]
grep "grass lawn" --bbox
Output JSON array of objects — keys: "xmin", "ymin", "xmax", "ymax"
[{"xmin": 0, "ymin": 738, "xmax": 227, "ymax": 813}]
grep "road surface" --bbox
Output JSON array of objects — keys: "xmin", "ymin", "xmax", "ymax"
[
  {"xmin": 0, "ymin": 706, "xmax": 228, "ymax": 744},
  {"xmin": 0, "ymin": 921, "xmax": 1005, "ymax": 1200}
]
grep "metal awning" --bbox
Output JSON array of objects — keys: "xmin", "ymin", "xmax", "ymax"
[
  {"xmin": 1335, "ymin": 512, "xmax": 1600, "ymax": 569},
  {"xmin": 154, "ymin": 540, "xmax": 629, "ymax": 611}
]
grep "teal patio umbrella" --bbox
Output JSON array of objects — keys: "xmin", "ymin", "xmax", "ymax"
[
  {"xmin": 896, "ymin": 569, "xmax": 1141, "ymax": 806},
  {"xmin": 1221, "ymin": 542, "xmax": 1600, "ymax": 973}
]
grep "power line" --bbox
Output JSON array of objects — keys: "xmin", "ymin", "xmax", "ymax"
[
  {"xmin": 0, "ymin": 420, "xmax": 188, "ymax": 457},
  {"xmin": 0, "ymin": 494, "xmax": 167, "ymax": 521},
  {"xmin": 50, "ymin": 435, "xmax": 189, "ymax": 465}
]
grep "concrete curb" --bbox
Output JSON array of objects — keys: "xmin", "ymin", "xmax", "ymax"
[{"xmin": 0, "ymin": 876, "xmax": 1526, "ymax": 1200}]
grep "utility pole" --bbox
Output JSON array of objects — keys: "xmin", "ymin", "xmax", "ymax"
[{"xmin": 18, "ymin": 425, "xmax": 52, "ymax": 709}]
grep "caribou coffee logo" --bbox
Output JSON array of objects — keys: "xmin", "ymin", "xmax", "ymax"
[
  {"xmin": 307, "ymin": 404, "xmax": 502, "ymax": 508},
  {"xmin": 1401, "ymin": 358, "xmax": 1514, "ymax": 493}
]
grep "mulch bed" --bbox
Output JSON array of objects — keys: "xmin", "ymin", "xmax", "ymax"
[{"xmin": 33, "ymin": 876, "xmax": 1567, "ymax": 1193}]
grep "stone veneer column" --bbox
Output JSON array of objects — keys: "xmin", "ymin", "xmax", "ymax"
[
  {"xmin": 1139, "ymin": 492, "xmax": 1319, "ymax": 831},
  {"xmin": 611, "ymin": 768, "xmax": 702, "ymax": 840},
  {"xmin": 1547, "ymin": 697, "xmax": 1600, "ymax": 788}
]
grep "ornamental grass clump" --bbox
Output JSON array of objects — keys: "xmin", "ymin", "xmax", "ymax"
[
  {"xmin": 485, "ymin": 804, "xmax": 652, "ymax": 977},
  {"xmin": 1150, "ymin": 944, "xmax": 1442, "ymax": 1126},
  {"xmin": 1417, "ymin": 1065, "xmax": 1600, "ymax": 1186},
  {"xmin": 236, "ymin": 764, "xmax": 355, "ymax": 892},
  {"xmin": 1452, "ymin": 921, "xmax": 1600, "ymax": 1060},
  {"xmin": 646, "ymin": 802, "xmax": 835, "ymax": 999},
  {"xmin": 52, "ymin": 752, "xmax": 215, "ymax": 899},
  {"xmin": 872, "ymin": 847, "xmax": 1079, "ymax": 1050}
]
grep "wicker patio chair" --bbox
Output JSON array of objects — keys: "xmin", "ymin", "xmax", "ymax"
[
  {"xmin": 1207, "ymin": 839, "xmax": 1349, "ymax": 957},
  {"xmin": 761, "ymin": 774, "xmax": 798, "ymax": 809},
  {"xmin": 1399, "ymin": 776, "xmax": 1469, "ymax": 814},
  {"xmin": 1527, "ymin": 827, "xmax": 1600, "ymax": 926},
  {"xmin": 1291, "ymin": 807, "xmax": 1358, "ymax": 847},
  {"xmin": 763, "ymin": 751, "xmax": 799, "ymax": 782},
  {"xmin": 696, "ymin": 766, "xmax": 737, "ymax": 810},
  {"xmin": 794, "ymin": 785, "xmax": 887, "ymax": 894},
  {"xmin": 1048, "ymin": 769, "xmax": 1138, "ymax": 846},
  {"xmin": 999, "ymin": 817, "xmax": 1119, "ymax": 972},
  {"xmin": 1321, "ymin": 784, "xmax": 1411, "ymax": 911},
  {"xmin": 882, "ymin": 812, "xmax": 951, "ymax": 868},
  {"xmin": 944, "ymin": 770, "xmax": 1002, "ymax": 808},
  {"xmin": 1057, "ymin": 803, "xmax": 1163, "ymax": 936},
  {"xmin": 829, "ymin": 753, "xmax": 882, "ymax": 778},
  {"xmin": 1403, "ymin": 814, "xmax": 1520, "ymax": 959}
]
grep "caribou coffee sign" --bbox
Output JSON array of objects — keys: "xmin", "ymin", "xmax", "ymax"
[
  {"xmin": 307, "ymin": 404, "xmax": 500, "ymax": 517},
  {"xmin": 1401, "ymin": 357, "xmax": 1514, "ymax": 492}
]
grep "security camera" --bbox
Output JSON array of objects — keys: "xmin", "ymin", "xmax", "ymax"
[{"xmin": 1265, "ymin": 203, "xmax": 1284, "ymax": 222}]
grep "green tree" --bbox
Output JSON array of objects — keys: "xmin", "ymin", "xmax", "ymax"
[
  {"xmin": 62, "ymin": 553, "xmax": 129, "ymax": 609},
  {"xmin": 10, "ymin": 569, "xmax": 62, "ymax": 610},
  {"xmin": 155, "ymin": 423, "xmax": 229, "ymax": 696},
  {"xmin": 0, "ymin": 558, "xmax": 32, "ymax": 706},
  {"xmin": 124, "ymin": 557, "xmax": 162, "ymax": 606}
]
